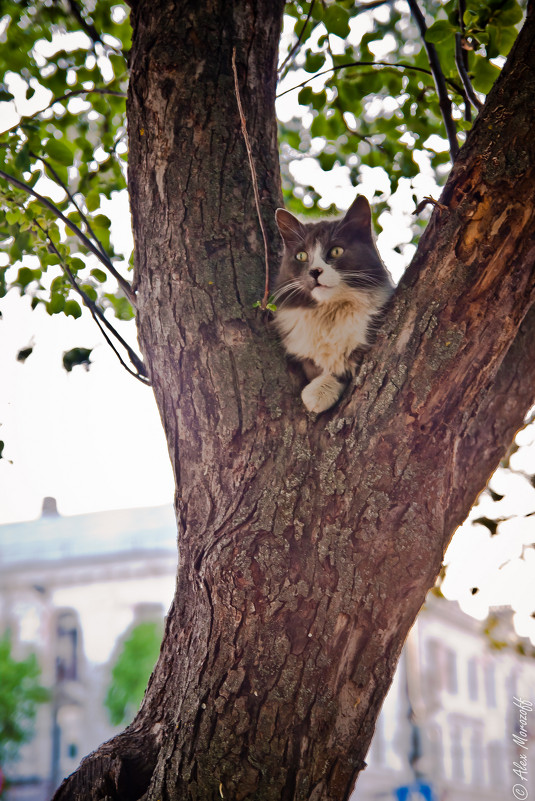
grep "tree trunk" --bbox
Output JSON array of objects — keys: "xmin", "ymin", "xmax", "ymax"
[{"xmin": 53, "ymin": 1, "xmax": 535, "ymax": 800}]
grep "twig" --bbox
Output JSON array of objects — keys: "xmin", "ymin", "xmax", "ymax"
[
  {"xmin": 323, "ymin": 37, "xmax": 386, "ymax": 151},
  {"xmin": 278, "ymin": 0, "xmax": 317, "ymax": 77},
  {"xmin": 232, "ymin": 47, "xmax": 271, "ymax": 311},
  {"xmin": 30, "ymin": 151, "xmax": 109, "ymax": 261},
  {"xmin": 64, "ymin": 0, "xmax": 102, "ymax": 45},
  {"xmin": 413, "ymin": 196, "xmax": 449, "ymax": 215},
  {"xmin": 406, "ymin": 0, "xmax": 459, "ymax": 158},
  {"xmin": 276, "ymin": 60, "xmax": 463, "ymax": 98},
  {"xmin": 0, "ymin": 168, "xmax": 136, "ymax": 305},
  {"xmin": 455, "ymin": 33, "xmax": 483, "ymax": 112},
  {"xmin": 457, "ymin": 0, "xmax": 472, "ymax": 121},
  {"xmin": 2, "ymin": 88, "xmax": 126, "ymax": 137},
  {"xmin": 34, "ymin": 220, "xmax": 150, "ymax": 384}
]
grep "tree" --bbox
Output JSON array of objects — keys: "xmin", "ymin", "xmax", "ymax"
[
  {"xmin": 105, "ymin": 622, "xmax": 163, "ymax": 727},
  {"xmin": 1, "ymin": 1, "xmax": 534, "ymax": 800},
  {"xmin": 0, "ymin": 632, "xmax": 49, "ymax": 768}
]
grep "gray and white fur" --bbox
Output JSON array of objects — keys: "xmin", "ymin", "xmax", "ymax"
[{"xmin": 273, "ymin": 195, "xmax": 393, "ymax": 413}]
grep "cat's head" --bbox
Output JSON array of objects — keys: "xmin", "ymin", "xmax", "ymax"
[{"xmin": 274, "ymin": 195, "xmax": 391, "ymax": 307}]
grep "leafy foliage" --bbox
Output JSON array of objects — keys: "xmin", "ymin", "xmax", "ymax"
[
  {"xmin": 277, "ymin": 0, "xmax": 525, "ymax": 233},
  {"xmin": 0, "ymin": 0, "xmax": 525, "ymax": 325},
  {"xmin": 104, "ymin": 621, "xmax": 163, "ymax": 727},
  {"xmin": 0, "ymin": 632, "xmax": 49, "ymax": 765},
  {"xmin": 0, "ymin": 0, "xmax": 531, "ymax": 635},
  {"xmin": 0, "ymin": 0, "xmax": 133, "ymax": 362}
]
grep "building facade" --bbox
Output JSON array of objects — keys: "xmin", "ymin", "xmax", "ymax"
[{"xmin": 0, "ymin": 502, "xmax": 533, "ymax": 800}]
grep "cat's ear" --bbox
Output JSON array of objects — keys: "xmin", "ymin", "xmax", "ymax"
[
  {"xmin": 339, "ymin": 195, "xmax": 372, "ymax": 233},
  {"xmin": 275, "ymin": 208, "xmax": 306, "ymax": 244}
]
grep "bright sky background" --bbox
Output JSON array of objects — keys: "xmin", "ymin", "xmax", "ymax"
[{"xmin": 0, "ymin": 13, "xmax": 534, "ymax": 644}]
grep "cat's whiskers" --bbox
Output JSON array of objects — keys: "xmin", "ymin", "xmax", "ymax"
[
  {"xmin": 278, "ymin": 286, "xmax": 305, "ymax": 305},
  {"xmin": 272, "ymin": 279, "xmax": 303, "ymax": 302},
  {"xmin": 339, "ymin": 271, "xmax": 385, "ymax": 288}
]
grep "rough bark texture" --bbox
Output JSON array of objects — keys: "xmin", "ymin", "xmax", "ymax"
[{"xmin": 53, "ymin": 1, "xmax": 535, "ymax": 800}]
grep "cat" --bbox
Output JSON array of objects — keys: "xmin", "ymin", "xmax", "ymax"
[{"xmin": 273, "ymin": 195, "xmax": 393, "ymax": 414}]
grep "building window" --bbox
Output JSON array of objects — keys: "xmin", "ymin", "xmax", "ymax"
[
  {"xmin": 488, "ymin": 741, "xmax": 505, "ymax": 787},
  {"xmin": 485, "ymin": 664, "xmax": 497, "ymax": 708},
  {"xmin": 450, "ymin": 723, "xmax": 465, "ymax": 781},
  {"xmin": 427, "ymin": 725, "xmax": 444, "ymax": 779},
  {"xmin": 445, "ymin": 648, "xmax": 458, "ymax": 694},
  {"xmin": 425, "ymin": 639, "xmax": 442, "ymax": 699},
  {"xmin": 468, "ymin": 657, "xmax": 479, "ymax": 701},
  {"xmin": 55, "ymin": 611, "xmax": 79, "ymax": 682},
  {"xmin": 470, "ymin": 726, "xmax": 484, "ymax": 785}
]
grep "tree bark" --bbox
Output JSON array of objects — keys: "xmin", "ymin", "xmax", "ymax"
[{"xmin": 53, "ymin": 1, "xmax": 535, "ymax": 800}]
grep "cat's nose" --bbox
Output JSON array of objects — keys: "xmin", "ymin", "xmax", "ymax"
[{"xmin": 309, "ymin": 267, "xmax": 323, "ymax": 281}]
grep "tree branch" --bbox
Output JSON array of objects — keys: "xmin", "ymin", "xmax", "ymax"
[
  {"xmin": 232, "ymin": 48, "xmax": 271, "ymax": 310},
  {"xmin": 456, "ymin": 0, "xmax": 472, "ymax": 121},
  {"xmin": 276, "ymin": 59, "xmax": 463, "ymax": 98},
  {"xmin": 278, "ymin": 0, "xmax": 317, "ymax": 77},
  {"xmin": 455, "ymin": 33, "xmax": 483, "ymax": 112},
  {"xmin": 30, "ymin": 151, "xmax": 109, "ymax": 262},
  {"xmin": 406, "ymin": 0, "xmax": 459, "ymax": 158},
  {"xmin": 63, "ymin": 0, "xmax": 102, "ymax": 45},
  {"xmin": 0, "ymin": 168, "xmax": 136, "ymax": 305},
  {"xmin": 33, "ymin": 220, "xmax": 150, "ymax": 384},
  {"xmin": 2, "ymin": 88, "xmax": 127, "ymax": 138}
]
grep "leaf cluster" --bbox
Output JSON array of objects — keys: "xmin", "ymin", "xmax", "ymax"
[
  {"xmin": 0, "ymin": 0, "xmax": 133, "ymax": 323},
  {"xmin": 278, "ymin": 0, "xmax": 525, "ymax": 231},
  {"xmin": 104, "ymin": 620, "xmax": 163, "ymax": 727},
  {"xmin": 0, "ymin": 631, "xmax": 50, "ymax": 766}
]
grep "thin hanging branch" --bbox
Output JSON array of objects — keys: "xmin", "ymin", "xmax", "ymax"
[
  {"xmin": 30, "ymin": 151, "xmax": 109, "ymax": 262},
  {"xmin": 63, "ymin": 0, "xmax": 102, "ymax": 45},
  {"xmin": 278, "ymin": 0, "xmax": 317, "ymax": 77},
  {"xmin": 232, "ymin": 47, "xmax": 271, "ymax": 311},
  {"xmin": 455, "ymin": 33, "xmax": 483, "ymax": 112},
  {"xmin": 2, "ymin": 88, "xmax": 127, "ymax": 138},
  {"xmin": 456, "ymin": 0, "xmax": 473, "ymax": 121},
  {"xmin": 33, "ymin": 219, "xmax": 150, "ymax": 384},
  {"xmin": 0, "ymin": 168, "xmax": 136, "ymax": 305},
  {"xmin": 276, "ymin": 59, "xmax": 463, "ymax": 98},
  {"xmin": 406, "ymin": 0, "xmax": 459, "ymax": 158}
]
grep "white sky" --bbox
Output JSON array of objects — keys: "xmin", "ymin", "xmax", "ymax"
[{"xmin": 0, "ymin": 15, "xmax": 534, "ymax": 644}]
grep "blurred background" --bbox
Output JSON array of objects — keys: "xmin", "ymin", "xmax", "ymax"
[{"xmin": 1, "ymin": 1, "xmax": 534, "ymax": 800}]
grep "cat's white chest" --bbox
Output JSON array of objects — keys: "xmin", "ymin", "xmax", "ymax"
[{"xmin": 275, "ymin": 290, "xmax": 379, "ymax": 375}]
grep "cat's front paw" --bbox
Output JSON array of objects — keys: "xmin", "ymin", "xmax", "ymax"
[{"xmin": 301, "ymin": 374, "xmax": 345, "ymax": 414}]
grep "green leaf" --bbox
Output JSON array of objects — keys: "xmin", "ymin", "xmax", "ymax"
[
  {"xmin": 425, "ymin": 20, "xmax": 456, "ymax": 44},
  {"xmin": 64, "ymin": 299, "xmax": 82, "ymax": 318},
  {"xmin": 298, "ymin": 86, "xmax": 314, "ymax": 106},
  {"xmin": 104, "ymin": 293, "xmax": 134, "ymax": 321},
  {"xmin": 15, "ymin": 267, "xmax": 40, "ymax": 288},
  {"xmin": 323, "ymin": 4, "xmax": 351, "ymax": 38},
  {"xmin": 47, "ymin": 293, "xmax": 66, "ymax": 314},
  {"xmin": 495, "ymin": 0, "xmax": 523, "ymax": 27},
  {"xmin": 304, "ymin": 51, "xmax": 326, "ymax": 73},
  {"xmin": 471, "ymin": 57, "xmax": 501, "ymax": 93},
  {"xmin": 46, "ymin": 139, "xmax": 75, "ymax": 166},
  {"xmin": 91, "ymin": 268, "xmax": 107, "ymax": 283},
  {"xmin": 62, "ymin": 347, "xmax": 92, "ymax": 372},
  {"xmin": 86, "ymin": 190, "xmax": 100, "ymax": 212},
  {"xmin": 17, "ymin": 345, "xmax": 34, "ymax": 363}
]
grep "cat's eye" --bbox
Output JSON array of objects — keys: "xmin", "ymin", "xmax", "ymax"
[
  {"xmin": 295, "ymin": 251, "xmax": 308, "ymax": 262},
  {"xmin": 329, "ymin": 246, "xmax": 344, "ymax": 259}
]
